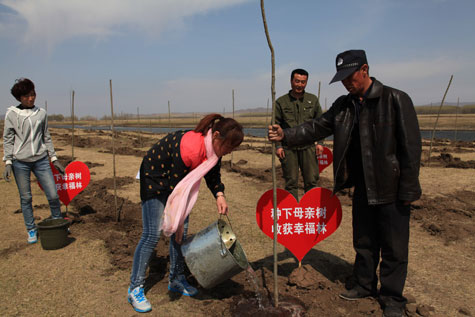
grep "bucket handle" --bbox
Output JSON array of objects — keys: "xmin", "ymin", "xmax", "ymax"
[
  {"xmin": 218, "ymin": 215, "xmax": 233, "ymax": 258},
  {"xmin": 220, "ymin": 214, "xmax": 234, "ymax": 232}
]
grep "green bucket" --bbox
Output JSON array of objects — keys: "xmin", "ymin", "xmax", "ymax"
[{"xmin": 37, "ymin": 219, "xmax": 70, "ymax": 250}]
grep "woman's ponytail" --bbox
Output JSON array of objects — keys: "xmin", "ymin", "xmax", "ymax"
[{"xmin": 194, "ymin": 113, "xmax": 244, "ymax": 149}]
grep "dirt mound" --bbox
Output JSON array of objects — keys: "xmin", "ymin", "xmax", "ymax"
[
  {"xmin": 447, "ymin": 160, "xmax": 475, "ymax": 168},
  {"xmin": 452, "ymin": 139, "xmax": 475, "ymax": 148},
  {"xmin": 421, "ymin": 151, "xmax": 475, "ymax": 168},
  {"xmin": 228, "ymin": 264, "xmax": 436, "ymax": 317},
  {"xmin": 53, "ymin": 130, "xmax": 156, "ymax": 153},
  {"xmin": 56, "ymin": 155, "xmax": 104, "ymax": 169},
  {"xmin": 100, "ymin": 147, "xmax": 147, "ymax": 157},
  {"xmin": 421, "ymin": 140, "xmax": 449, "ymax": 147},
  {"xmin": 288, "ymin": 264, "xmax": 330, "ymax": 289},
  {"xmin": 67, "ymin": 176, "xmax": 144, "ymax": 269},
  {"xmin": 422, "ymin": 138, "xmax": 475, "ymax": 148},
  {"xmin": 411, "ymin": 191, "xmax": 475, "ymax": 244},
  {"xmin": 433, "ymin": 146, "xmax": 475, "ymax": 153},
  {"xmin": 222, "ymin": 160, "xmax": 333, "ymax": 189}
]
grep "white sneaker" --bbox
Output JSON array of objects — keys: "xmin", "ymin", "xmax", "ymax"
[
  {"xmin": 27, "ymin": 229, "xmax": 38, "ymax": 244},
  {"xmin": 128, "ymin": 285, "xmax": 152, "ymax": 313}
]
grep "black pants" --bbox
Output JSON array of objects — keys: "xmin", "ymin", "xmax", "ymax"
[{"xmin": 352, "ymin": 189, "xmax": 410, "ymax": 307}]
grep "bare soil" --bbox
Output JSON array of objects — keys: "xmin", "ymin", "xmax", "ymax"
[{"xmin": 1, "ymin": 128, "xmax": 474, "ymax": 317}]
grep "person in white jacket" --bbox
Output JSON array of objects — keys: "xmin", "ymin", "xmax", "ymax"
[{"xmin": 3, "ymin": 78, "xmax": 65, "ymax": 244}]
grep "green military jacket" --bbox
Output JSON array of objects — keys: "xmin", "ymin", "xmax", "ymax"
[{"xmin": 275, "ymin": 90, "xmax": 322, "ymax": 150}]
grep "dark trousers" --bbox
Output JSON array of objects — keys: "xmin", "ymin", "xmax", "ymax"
[{"xmin": 352, "ymin": 189, "xmax": 410, "ymax": 307}]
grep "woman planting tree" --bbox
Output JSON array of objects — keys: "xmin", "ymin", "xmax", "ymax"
[{"xmin": 128, "ymin": 113, "xmax": 244, "ymax": 313}]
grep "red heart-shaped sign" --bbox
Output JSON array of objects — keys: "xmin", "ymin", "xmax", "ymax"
[
  {"xmin": 317, "ymin": 146, "xmax": 333, "ymax": 173},
  {"xmin": 256, "ymin": 187, "xmax": 342, "ymax": 262},
  {"xmin": 40, "ymin": 161, "xmax": 91, "ymax": 206}
]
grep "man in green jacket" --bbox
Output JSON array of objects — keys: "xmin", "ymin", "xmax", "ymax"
[{"xmin": 275, "ymin": 68, "xmax": 323, "ymax": 200}]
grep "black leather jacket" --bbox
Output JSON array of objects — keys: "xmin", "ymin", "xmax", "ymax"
[{"xmin": 283, "ymin": 78, "xmax": 422, "ymax": 205}]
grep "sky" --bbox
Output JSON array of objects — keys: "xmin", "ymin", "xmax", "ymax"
[{"xmin": 1, "ymin": 0, "xmax": 474, "ymax": 118}]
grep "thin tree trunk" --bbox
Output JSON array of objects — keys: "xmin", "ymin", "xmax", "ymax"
[{"xmin": 260, "ymin": 0, "xmax": 278, "ymax": 307}]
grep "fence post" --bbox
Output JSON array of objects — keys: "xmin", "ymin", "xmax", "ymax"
[
  {"xmin": 109, "ymin": 80, "xmax": 119, "ymax": 222},
  {"xmin": 428, "ymin": 75, "xmax": 453, "ymax": 165}
]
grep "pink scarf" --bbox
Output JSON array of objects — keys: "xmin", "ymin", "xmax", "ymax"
[{"xmin": 161, "ymin": 130, "xmax": 218, "ymax": 237}]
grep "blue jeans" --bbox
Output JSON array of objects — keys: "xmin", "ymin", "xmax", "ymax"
[
  {"xmin": 130, "ymin": 196, "xmax": 189, "ymax": 290},
  {"xmin": 12, "ymin": 156, "xmax": 62, "ymax": 231}
]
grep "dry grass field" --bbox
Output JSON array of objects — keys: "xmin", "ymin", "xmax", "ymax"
[
  {"xmin": 0, "ymin": 127, "xmax": 474, "ymax": 316},
  {"xmin": 416, "ymin": 114, "xmax": 475, "ymax": 130}
]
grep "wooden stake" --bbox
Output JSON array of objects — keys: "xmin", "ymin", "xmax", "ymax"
[
  {"xmin": 264, "ymin": 98, "xmax": 269, "ymax": 152},
  {"xmin": 231, "ymin": 89, "xmax": 235, "ymax": 166},
  {"xmin": 317, "ymin": 81, "xmax": 321, "ymax": 101},
  {"xmin": 454, "ymin": 97, "xmax": 459, "ymax": 143},
  {"xmin": 137, "ymin": 107, "xmax": 142, "ymax": 147},
  {"xmin": 71, "ymin": 90, "xmax": 75, "ymax": 161},
  {"xmin": 260, "ymin": 0, "xmax": 278, "ymax": 307},
  {"xmin": 168, "ymin": 100, "xmax": 171, "ymax": 133},
  {"xmin": 109, "ymin": 80, "xmax": 119, "ymax": 222},
  {"xmin": 428, "ymin": 75, "xmax": 453, "ymax": 166}
]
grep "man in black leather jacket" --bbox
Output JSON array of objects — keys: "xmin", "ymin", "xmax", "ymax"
[{"xmin": 268, "ymin": 50, "xmax": 421, "ymax": 317}]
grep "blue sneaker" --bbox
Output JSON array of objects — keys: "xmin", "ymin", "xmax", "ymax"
[
  {"xmin": 128, "ymin": 285, "xmax": 152, "ymax": 313},
  {"xmin": 168, "ymin": 275, "xmax": 198, "ymax": 297},
  {"xmin": 27, "ymin": 229, "xmax": 38, "ymax": 244}
]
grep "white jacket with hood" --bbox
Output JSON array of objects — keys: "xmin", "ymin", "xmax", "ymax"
[{"xmin": 3, "ymin": 105, "xmax": 58, "ymax": 165}]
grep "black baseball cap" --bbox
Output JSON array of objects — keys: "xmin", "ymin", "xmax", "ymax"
[{"xmin": 329, "ymin": 50, "xmax": 368, "ymax": 84}]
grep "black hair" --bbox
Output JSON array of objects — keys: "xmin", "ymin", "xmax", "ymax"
[
  {"xmin": 11, "ymin": 78, "xmax": 35, "ymax": 101},
  {"xmin": 291, "ymin": 69, "xmax": 309, "ymax": 80}
]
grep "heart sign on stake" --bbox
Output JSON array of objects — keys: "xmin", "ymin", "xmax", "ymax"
[
  {"xmin": 317, "ymin": 146, "xmax": 333, "ymax": 173},
  {"xmin": 256, "ymin": 187, "xmax": 342, "ymax": 262},
  {"xmin": 39, "ymin": 161, "xmax": 90, "ymax": 206}
]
